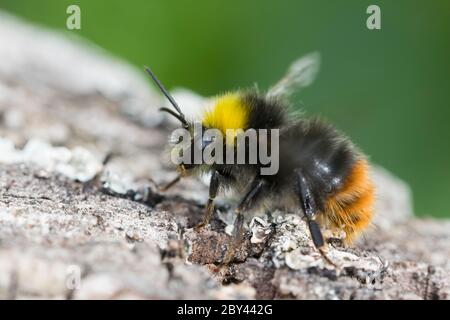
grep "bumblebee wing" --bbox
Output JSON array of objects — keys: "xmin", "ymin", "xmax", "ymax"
[{"xmin": 266, "ymin": 52, "xmax": 321, "ymax": 100}]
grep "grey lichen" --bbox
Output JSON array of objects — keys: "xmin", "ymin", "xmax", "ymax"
[{"xmin": 0, "ymin": 138, "xmax": 103, "ymax": 182}]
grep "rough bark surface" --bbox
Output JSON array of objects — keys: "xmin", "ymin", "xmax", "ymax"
[{"xmin": 0, "ymin": 12, "xmax": 449, "ymax": 300}]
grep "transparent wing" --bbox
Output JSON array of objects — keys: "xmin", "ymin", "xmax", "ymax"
[{"xmin": 266, "ymin": 52, "xmax": 321, "ymax": 100}]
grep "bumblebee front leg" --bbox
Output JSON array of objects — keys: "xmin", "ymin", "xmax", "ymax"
[
  {"xmin": 159, "ymin": 174, "xmax": 182, "ymax": 192},
  {"xmin": 195, "ymin": 171, "xmax": 220, "ymax": 229},
  {"xmin": 295, "ymin": 170, "xmax": 338, "ymax": 268},
  {"xmin": 223, "ymin": 178, "xmax": 265, "ymax": 264},
  {"xmin": 156, "ymin": 164, "xmax": 189, "ymax": 192}
]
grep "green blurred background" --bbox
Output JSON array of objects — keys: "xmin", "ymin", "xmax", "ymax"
[{"xmin": 1, "ymin": 0, "xmax": 449, "ymax": 217}]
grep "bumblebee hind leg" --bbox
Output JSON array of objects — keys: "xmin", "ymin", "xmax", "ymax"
[{"xmin": 295, "ymin": 169, "xmax": 338, "ymax": 268}]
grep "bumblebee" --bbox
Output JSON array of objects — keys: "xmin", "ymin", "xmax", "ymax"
[{"xmin": 145, "ymin": 53, "xmax": 374, "ymax": 266}]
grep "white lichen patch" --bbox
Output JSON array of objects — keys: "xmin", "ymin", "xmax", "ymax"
[
  {"xmin": 0, "ymin": 138, "xmax": 102, "ymax": 182},
  {"xmin": 101, "ymin": 170, "xmax": 136, "ymax": 195},
  {"xmin": 271, "ymin": 213, "xmax": 311, "ymax": 248},
  {"xmin": 212, "ymin": 283, "xmax": 256, "ymax": 300},
  {"xmin": 285, "ymin": 247, "xmax": 385, "ymax": 272},
  {"xmin": 249, "ymin": 216, "xmax": 273, "ymax": 244},
  {"xmin": 285, "ymin": 249, "xmax": 322, "ymax": 269},
  {"xmin": 268, "ymin": 212, "xmax": 385, "ymax": 272}
]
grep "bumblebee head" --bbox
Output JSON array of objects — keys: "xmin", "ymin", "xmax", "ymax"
[
  {"xmin": 145, "ymin": 67, "xmax": 218, "ymax": 175},
  {"xmin": 145, "ymin": 67, "xmax": 246, "ymax": 173},
  {"xmin": 169, "ymin": 121, "xmax": 219, "ymax": 175}
]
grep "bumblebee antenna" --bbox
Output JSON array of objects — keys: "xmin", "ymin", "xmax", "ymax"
[
  {"xmin": 159, "ymin": 107, "xmax": 187, "ymax": 125},
  {"xmin": 144, "ymin": 66, "xmax": 188, "ymax": 126}
]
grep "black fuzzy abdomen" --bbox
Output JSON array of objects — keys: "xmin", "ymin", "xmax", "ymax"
[{"xmin": 273, "ymin": 119, "xmax": 357, "ymax": 209}]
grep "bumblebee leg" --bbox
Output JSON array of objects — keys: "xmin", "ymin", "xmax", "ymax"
[
  {"xmin": 159, "ymin": 174, "xmax": 182, "ymax": 192},
  {"xmin": 102, "ymin": 152, "xmax": 114, "ymax": 165},
  {"xmin": 195, "ymin": 171, "xmax": 220, "ymax": 229},
  {"xmin": 295, "ymin": 170, "xmax": 338, "ymax": 268},
  {"xmin": 223, "ymin": 178, "xmax": 265, "ymax": 264}
]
